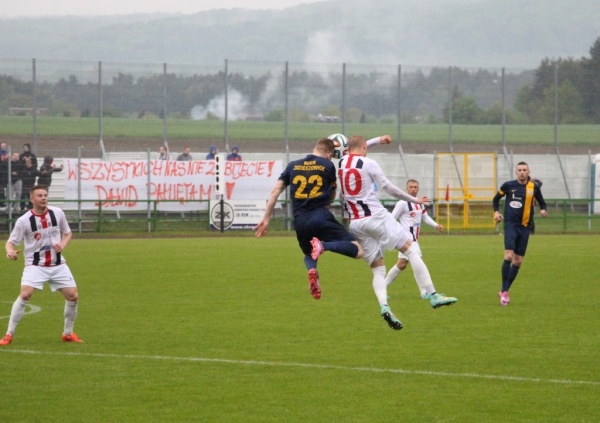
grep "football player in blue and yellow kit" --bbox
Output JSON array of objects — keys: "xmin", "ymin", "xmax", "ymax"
[{"xmin": 492, "ymin": 162, "xmax": 547, "ymax": 306}]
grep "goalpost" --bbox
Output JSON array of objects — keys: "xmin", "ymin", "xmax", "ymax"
[{"xmin": 435, "ymin": 152, "xmax": 497, "ymax": 230}]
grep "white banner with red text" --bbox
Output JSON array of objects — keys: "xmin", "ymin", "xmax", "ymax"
[{"xmin": 63, "ymin": 159, "xmax": 282, "ymax": 211}]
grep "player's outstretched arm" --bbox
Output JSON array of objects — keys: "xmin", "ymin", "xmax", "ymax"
[
  {"xmin": 365, "ymin": 135, "xmax": 392, "ymax": 148},
  {"xmin": 254, "ymin": 180, "xmax": 286, "ymax": 238}
]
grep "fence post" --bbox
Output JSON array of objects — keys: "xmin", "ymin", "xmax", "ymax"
[
  {"xmin": 32, "ymin": 59, "xmax": 38, "ymax": 153},
  {"xmin": 77, "ymin": 146, "xmax": 82, "ymax": 233},
  {"xmin": 224, "ymin": 59, "xmax": 229, "ymax": 152}
]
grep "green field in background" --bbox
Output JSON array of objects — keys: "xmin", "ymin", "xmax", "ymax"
[
  {"xmin": 1, "ymin": 115, "xmax": 599, "ymax": 145},
  {"xmin": 1, "ymin": 235, "xmax": 598, "ymax": 422}
]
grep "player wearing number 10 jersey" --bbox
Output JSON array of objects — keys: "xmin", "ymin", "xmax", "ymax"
[
  {"xmin": 338, "ymin": 135, "xmax": 457, "ymax": 329},
  {"xmin": 254, "ymin": 138, "xmax": 363, "ymax": 300}
]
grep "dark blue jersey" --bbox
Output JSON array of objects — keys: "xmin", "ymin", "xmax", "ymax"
[
  {"xmin": 493, "ymin": 179, "xmax": 546, "ymax": 227},
  {"xmin": 279, "ymin": 154, "xmax": 336, "ymax": 217}
]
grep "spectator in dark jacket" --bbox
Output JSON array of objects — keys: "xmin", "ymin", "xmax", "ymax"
[
  {"xmin": 19, "ymin": 143, "xmax": 38, "ymax": 169},
  {"xmin": 37, "ymin": 155, "xmax": 63, "ymax": 189},
  {"xmin": 9, "ymin": 152, "xmax": 25, "ymax": 213},
  {"xmin": 0, "ymin": 151, "xmax": 8, "ymax": 210},
  {"xmin": 20, "ymin": 156, "xmax": 39, "ymax": 211},
  {"xmin": 226, "ymin": 145, "xmax": 242, "ymax": 161}
]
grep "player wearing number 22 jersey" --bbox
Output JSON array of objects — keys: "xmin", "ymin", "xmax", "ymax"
[{"xmin": 254, "ymin": 138, "xmax": 363, "ymax": 301}]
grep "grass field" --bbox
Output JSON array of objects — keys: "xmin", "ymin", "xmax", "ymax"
[
  {"xmin": 1, "ymin": 235, "xmax": 599, "ymax": 422},
  {"xmin": 1, "ymin": 115, "xmax": 599, "ymax": 146}
]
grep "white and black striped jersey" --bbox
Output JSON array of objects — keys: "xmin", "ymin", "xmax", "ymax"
[
  {"xmin": 390, "ymin": 201, "xmax": 438, "ymax": 242},
  {"xmin": 8, "ymin": 206, "xmax": 71, "ymax": 267}
]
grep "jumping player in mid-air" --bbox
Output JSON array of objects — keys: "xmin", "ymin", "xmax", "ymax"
[
  {"xmin": 335, "ymin": 135, "xmax": 458, "ymax": 330},
  {"xmin": 254, "ymin": 138, "xmax": 363, "ymax": 301}
]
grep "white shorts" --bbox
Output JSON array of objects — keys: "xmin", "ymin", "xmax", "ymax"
[
  {"xmin": 349, "ymin": 209, "xmax": 411, "ymax": 266},
  {"xmin": 21, "ymin": 264, "xmax": 77, "ymax": 292},
  {"xmin": 398, "ymin": 242, "xmax": 422, "ymax": 259}
]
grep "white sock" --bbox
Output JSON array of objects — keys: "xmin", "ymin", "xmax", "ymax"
[
  {"xmin": 384, "ymin": 265, "xmax": 401, "ymax": 286},
  {"xmin": 63, "ymin": 301, "xmax": 78, "ymax": 335},
  {"xmin": 372, "ymin": 266, "xmax": 388, "ymax": 306},
  {"xmin": 7, "ymin": 297, "xmax": 28, "ymax": 335},
  {"xmin": 404, "ymin": 244, "xmax": 434, "ymax": 294},
  {"xmin": 422, "ymin": 283, "xmax": 436, "ymax": 296}
]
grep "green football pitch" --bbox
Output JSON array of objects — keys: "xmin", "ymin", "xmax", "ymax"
[{"xmin": 1, "ymin": 235, "xmax": 598, "ymax": 422}]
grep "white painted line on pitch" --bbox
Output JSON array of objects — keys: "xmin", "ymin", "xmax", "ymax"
[
  {"xmin": 1, "ymin": 349, "xmax": 598, "ymax": 387},
  {"xmin": 0, "ymin": 302, "xmax": 41, "ymax": 320}
]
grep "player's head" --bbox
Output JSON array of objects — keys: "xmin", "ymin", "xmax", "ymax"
[
  {"xmin": 314, "ymin": 138, "xmax": 335, "ymax": 159},
  {"xmin": 515, "ymin": 161, "xmax": 530, "ymax": 181},
  {"xmin": 30, "ymin": 185, "xmax": 49, "ymax": 208},
  {"xmin": 348, "ymin": 135, "xmax": 367, "ymax": 156},
  {"xmin": 406, "ymin": 179, "xmax": 419, "ymax": 196}
]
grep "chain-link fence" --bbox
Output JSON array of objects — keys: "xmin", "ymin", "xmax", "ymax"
[
  {"xmin": 2, "ymin": 58, "xmax": 598, "ymax": 156},
  {"xmin": 1, "ymin": 58, "xmax": 599, "ymax": 233}
]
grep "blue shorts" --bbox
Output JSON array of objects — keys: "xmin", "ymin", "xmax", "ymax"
[
  {"xmin": 293, "ymin": 207, "xmax": 355, "ymax": 256},
  {"xmin": 504, "ymin": 224, "xmax": 531, "ymax": 256}
]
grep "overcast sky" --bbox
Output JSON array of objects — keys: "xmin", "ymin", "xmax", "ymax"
[{"xmin": 0, "ymin": 0, "xmax": 324, "ymax": 18}]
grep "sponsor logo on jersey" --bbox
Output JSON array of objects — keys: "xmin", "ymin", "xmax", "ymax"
[{"xmin": 509, "ymin": 201, "xmax": 523, "ymax": 209}]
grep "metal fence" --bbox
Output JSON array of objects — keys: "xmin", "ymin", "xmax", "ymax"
[
  {"xmin": 1, "ymin": 57, "xmax": 599, "ymax": 233},
  {"xmin": 2, "ymin": 58, "xmax": 598, "ymax": 151}
]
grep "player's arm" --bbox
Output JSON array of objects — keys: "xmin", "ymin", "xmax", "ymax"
[
  {"xmin": 366, "ymin": 161, "xmax": 418, "ymax": 203},
  {"xmin": 6, "ymin": 222, "xmax": 24, "ymax": 260},
  {"xmin": 54, "ymin": 231, "xmax": 72, "ymax": 253},
  {"xmin": 366, "ymin": 135, "xmax": 392, "ymax": 148},
  {"xmin": 254, "ymin": 179, "xmax": 286, "ymax": 237},
  {"xmin": 381, "ymin": 182, "xmax": 419, "ymax": 203},
  {"xmin": 492, "ymin": 188, "xmax": 505, "ymax": 222},
  {"xmin": 422, "ymin": 211, "xmax": 443, "ymax": 230},
  {"xmin": 535, "ymin": 187, "xmax": 548, "ymax": 218}
]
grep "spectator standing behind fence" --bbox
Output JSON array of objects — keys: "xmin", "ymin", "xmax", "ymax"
[
  {"xmin": 0, "ymin": 151, "xmax": 8, "ymax": 211},
  {"xmin": 19, "ymin": 143, "xmax": 38, "ymax": 169},
  {"xmin": 157, "ymin": 146, "xmax": 170, "ymax": 160},
  {"xmin": 9, "ymin": 152, "xmax": 24, "ymax": 214},
  {"xmin": 37, "ymin": 156, "xmax": 63, "ymax": 189},
  {"xmin": 206, "ymin": 145, "xmax": 218, "ymax": 160},
  {"xmin": 226, "ymin": 145, "xmax": 242, "ymax": 161},
  {"xmin": 177, "ymin": 146, "xmax": 192, "ymax": 161},
  {"xmin": 0, "ymin": 143, "xmax": 8, "ymax": 157},
  {"xmin": 20, "ymin": 157, "xmax": 39, "ymax": 212}
]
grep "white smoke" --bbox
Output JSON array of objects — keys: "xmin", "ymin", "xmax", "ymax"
[
  {"xmin": 303, "ymin": 30, "xmax": 357, "ymax": 68},
  {"xmin": 190, "ymin": 89, "xmax": 249, "ymax": 120}
]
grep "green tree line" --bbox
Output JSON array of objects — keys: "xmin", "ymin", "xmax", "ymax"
[{"xmin": 1, "ymin": 38, "xmax": 598, "ymax": 124}]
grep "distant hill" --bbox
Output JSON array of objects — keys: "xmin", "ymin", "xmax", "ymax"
[{"xmin": 0, "ymin": 0, "xmax": 598, "ymax": 69}]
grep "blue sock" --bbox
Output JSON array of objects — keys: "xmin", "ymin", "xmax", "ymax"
[
  {"xmin": 322, "ymin": 241, "xmax": 359, "ymax": 259},
  {"xmin": 501, "ymin": 260, "xmax": 511, "ymax": 292},
  {"xmin": 507, "ymin": 265, "xmax": 520, "ymax": 290},
  {"xmin": 304, "ymin": 255, "xmax": 317, "ymax": 271}
]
